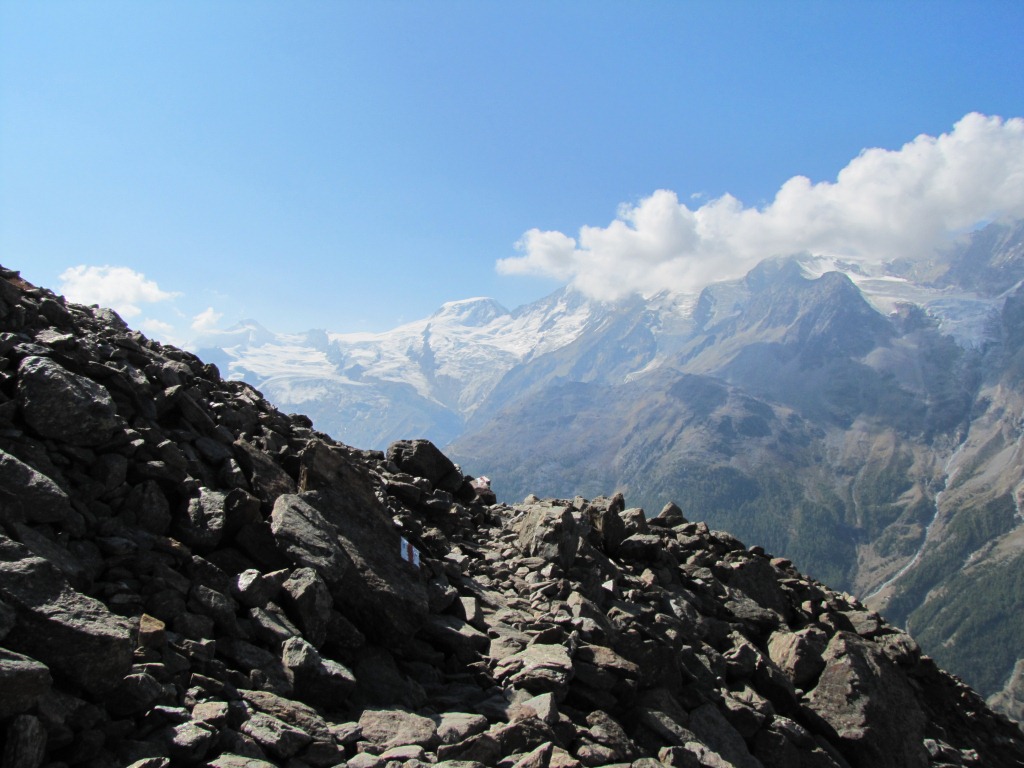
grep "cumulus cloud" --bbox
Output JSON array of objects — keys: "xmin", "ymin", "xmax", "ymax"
[
  {"xmin": 497, "ymin": 113, "xmax": 1024, "ymax": 300},
  {"xmin": 59, "ymin": 265, "xmax": 179, "ymax": 317},
  {"xmin": 191, "ymin": 307, "xmax": 223, "ymax": 332}
]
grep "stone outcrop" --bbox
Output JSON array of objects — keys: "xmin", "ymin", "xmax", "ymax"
[{"xmin": 1, "ymin": 264, "xmax": 1023, "ymax": 768}]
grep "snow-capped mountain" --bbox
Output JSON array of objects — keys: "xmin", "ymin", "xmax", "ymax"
[
  {"xmin": 193, "ymin": 219, "xmax": 1024, "ymax": 716},
  {"xmin": 192, "ymin": 288, "xmax": 609, "ymax": 448},
  {"xmin": 193, "ymin": 222, "xmax": 1022, "ymax": 453}
]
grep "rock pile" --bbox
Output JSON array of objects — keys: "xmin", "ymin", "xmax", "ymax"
[{"xmin": 1, "ymin": 264, "xmax": 1023, "ymax": 768}]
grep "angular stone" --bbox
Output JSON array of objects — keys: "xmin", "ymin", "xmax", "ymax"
[
  {"xmin": 281, "ymin": 567, "xmax": 332, "ymax": 648},
  {"xmin": 436, "ymin": 712, "xmax": 489, "ymax": 745},
  {"xmin": 167, "ymin": 720, "xmax": 217, "ymax": 764},
  {"xmin": 618, "ymin": 534, "xmax": 664, "ymax": 562},
  {"xmin": 345, "ymin": 753, "xmax": 385, "ymax": 768},
  {"xmin": 16, "ymin": 356, "xmax": 121, "ymax": 445},
  {"xmin": 240, "ymin": 712, "xmax": 312, "ymax": 760},
  {"xmin": 0, "ymin": 448, "xmax": 72, "ymax": 525},
  {"xmin": 108, "ymin": 672, "xmax": 168, "ymax": 716},
  {"xmin": 239, "ymin": 689, "xmax": 333, "ymax": 742},
  {"xmin": 806, "ymin": 631, "xmax": 928, "ymax": 768},
  {"xmin": 178, "ymin": 488, "xmax": 228, "ymax": 552},
  {"xmin": 420, "ymin": 614, "xmax": 490, "ymax": 662},
  {"xmin": 1, "ymin": 715, "xmax": 47, "ymax": 768},
  {"xmin": 436, "ymin": 731, "xmax": 501, "ymax": 764},
  {"xmin": 234, "ymin": 438, "xmax": 296, "ymax": 505},
  {"xmin": 0, "ymin": 649, "xmax": 51, "ymax": 718},
  {"xmin": 293, "ymin": 443, "xmax": 430, "ymax": 643},
  {"xmin": 191, "ymin": 701, "xmax": 229, "ymax": 726},
  {"xmin": 280, "ymin": 636, "xmax": 356, "ymax": 706},
  {"xmin": 0, "ymin": 536, "xmax": 132, "ymax": 694},
  {"xmin": 512, "ymin": 692, "xmax": 559, "ymax": 725},
  {"xmin": 582, "ymin": 710, "xmax": 638, "ymax": 763},
  {"xmin": 768, "ymin": 627, "xmax": 828, "ymax": 690},
  {"xmin": 687, "ymin": 702, "xmax": 762, "ymax": 768},
  {"xmin": 270, "ymin": 494, "xmax": 354, "ymax": 586},
  {"xmin": 494, "ymin": 643, "xmax": 574, "ymax": 699},
  {"xmin": 386, "ymin": 438, "xmax": 464, "ymax": 493},
  {"xmin": 358, "ymin": 708, "xmax": 439, "ymax": 750},
  {"xmin": 515, "ymin": 502, "xmax": 580, "ymax": 572},
  {"xmin": 204, "ymin": 756, "xmax": 277, "ymax": 768},
  {"xmin": 636, "ymin": 688, "xmax": 695, "ymax": 746}
]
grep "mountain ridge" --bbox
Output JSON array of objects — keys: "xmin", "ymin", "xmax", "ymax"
[
  {"xmin": 3, "ymin": 262, "xmax": 1024, "ymax": 767},
  {"xmin": 188, "ymin": 220, "xmax": 1024, "ymax": 714}
]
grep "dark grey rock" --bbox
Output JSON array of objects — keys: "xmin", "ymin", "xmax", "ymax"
[
  {"xmin": 239, "ymin": 689, "xmax": 333, "ymax": 742},
  {"xmin": 386, "ymin": 439, "xmax": 464, "ymax": 493},
  {"xmin": 1, "ymin": 714, "xmax": 47, "ymax": 768},
  {"xmin": 515, "ymin": 502, "xmax": 580, "ymax": 571},
  {"xmin": 280, "ymin": 636, "xmax": 356, "ymax": 706},
  {"xmin": 281, "ymin": 567, "xmax": 332, "ymax": 648},
  {"xmin": 178, "ymin": 487, "xmax": 228, "ymax": 552},
  {"xmin": 0, "ymin": 536, "xmax": 132, "ymax": 695},
  {"xmin": 241, "ymin": 712, "xmax": 312, "ymax": 760},
  {"xmin": 0, "ymin": 448, "xmax": 72, "ymax": 525},
  {"xmin": 358, "ymin": 708, "xmax": 439, "ymax": 750},
  {"xmin": 0, "ymin": 649, "xmax": 52, "ymax": 719},
  {"xmin": 16, "ymin": 355, "xmax": 121, "ymax": 445},
  {"xmin": 806, "ymin": 631, "xmax": 928, "ymax": 768}
]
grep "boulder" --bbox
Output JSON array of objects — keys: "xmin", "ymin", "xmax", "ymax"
[
  {"xmin": 768, "ymin": 627, "xmax": 828, "ymax": 690},
  {"xmin": 494, "ymin": 643, "xmax": 575, "ymax": 699},
  {"xmin": 15, "ymin": 355, "xmax": 121, "ymax": 445},
  {"xmin": 240, "ymin": 712, "xmax": 312, "ymax": 760},
  {"xmin": 293, "ymin": 442, "xmax": 430, "ymax": 643},
  {"xmin": 280, "ymin": 567, "xmax": 332, "ymax": 648},
  {"xmin": 0, "ymin": 449, "xmax": 72, "ymax": 525},
  {"xmin": 280, "ymin": 636, "xmax": 356, "ymax": 707},
  {"xmin": 0, "ymin": 649, "xmax": 52, "ymax": 718},
  {"xmin": 516, "ymin": 502, "xmax": 580, "ymax": 571},
  {"xmin": 0, "ymin": 537, "xmax": 132, "ymax": 694},
  {"xmin": 358, "ymin": 708, "xmax": 439, "ymax": 750},
  {"xmin": 805, "ymin": 631, "xmax": 928, "ymax": 768},
  {"xmin": 386, "ymin": 439, "xmax": 464, "ymax": 493}
]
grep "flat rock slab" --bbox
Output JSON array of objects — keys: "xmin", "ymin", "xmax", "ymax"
[
  {"xmin": 494, "ymin": 643, "xmax": 574, "ymax": 699},
  {"xmin": 358, "ymin": 709, "xmax": 439, "ymax": 750}
]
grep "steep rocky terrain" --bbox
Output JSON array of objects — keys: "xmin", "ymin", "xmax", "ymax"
[
  {"xmin": 3, "ymin": 268, "xmax": 1024, "ymax": 768},
  {"xmin": 449, "ymin": 223, "xmax": 1024, "ymax": 706}
]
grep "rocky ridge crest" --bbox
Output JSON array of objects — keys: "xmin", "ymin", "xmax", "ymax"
[{"xmin": 1, "ymin": 265, "xmax": 1022, "ymax": 768}]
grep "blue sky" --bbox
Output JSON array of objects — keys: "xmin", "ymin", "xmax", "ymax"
[{"xmin": 3, "ymin": 2, "xmax": 1024, "ymax": 342}]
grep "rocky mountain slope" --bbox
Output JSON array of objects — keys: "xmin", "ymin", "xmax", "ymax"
[
  {"xmin": 4, "ymin": 269, "xmax": 1024, "ymax": 767},
  {"xmin": 450, "ymin": 221, "xmax": 1024, "ymax": 707},
  {"xmin": 186, "ymin": 221, "xmax": 1024, "ymax": 713}
]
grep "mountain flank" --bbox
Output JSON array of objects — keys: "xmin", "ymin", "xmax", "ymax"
[{"xmin": 2, "ymin": 264, "xmax": 1024, "ymax": 768}]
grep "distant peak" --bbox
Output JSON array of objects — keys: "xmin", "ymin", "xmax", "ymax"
[{"xmin": 430, "ymin": 297, "xmax": 510, "ymax": 326}]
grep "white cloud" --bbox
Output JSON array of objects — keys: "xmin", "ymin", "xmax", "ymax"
[
  {"xmin": 497, "ymin": 113, "xmax": 1024, "ymax": 300},
  {"xmin": 140, "ymin": 318, "xmax": 175, "ymax": 336},
  {"xmin": 139, "ymin": 318, "xmax": 182, "ymax": 346},
  {"xmin": 191, "ymin": 306, "xmax": 223, "ymax": 332},
  {"xmin": 59, "ymin": 265, "xmax": 179, "ymax": 318}
]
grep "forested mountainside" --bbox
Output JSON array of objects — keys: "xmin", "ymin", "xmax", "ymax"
[{"xmin": 3, "ymin": 263, "xmax": 1024, "ymax": 768}]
